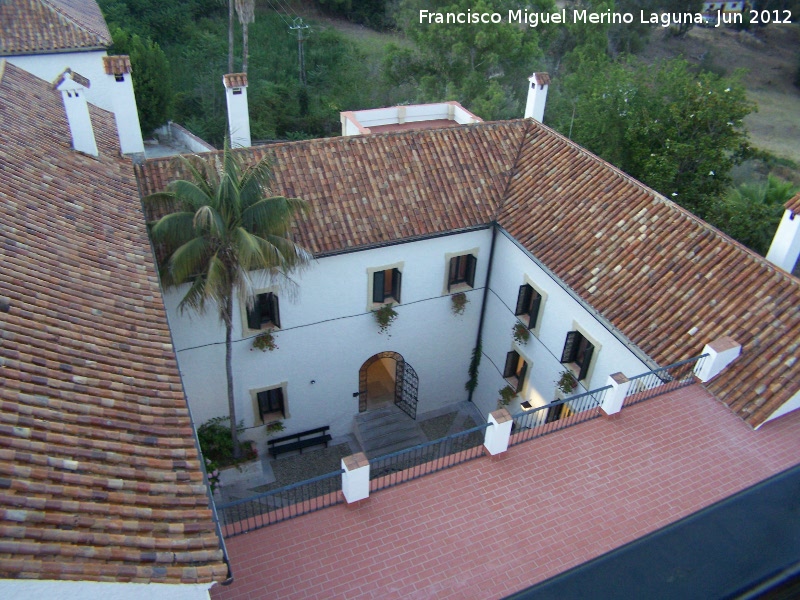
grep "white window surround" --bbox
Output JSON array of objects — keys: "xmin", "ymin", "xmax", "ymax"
[
  {"xmin": 562, "ymin": 322, "xmax": 601, "ymax": 385},
  {"xmin": 518, "ymin": 275, "xmax": 548, "ymax": 337},
  {"xmin": 365, "ymin": 261, "xmax": 404, "ymax": 311},
  {"xmin": 443, "ymin": 248, "xmax": 479, "ymax": 294},
  {"xmin": 250, "ymin": 381, "xmax": 289, "ymax": 425},
  {"xmin": 241, "ymin": 287, "xmax": 281, "ymax": 335},
  {"xmin": 503, "ymin": 345, "xmax": 532, "ymax": 397}
]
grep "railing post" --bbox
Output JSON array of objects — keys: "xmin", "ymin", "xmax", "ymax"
[
  {"xmin": 601, "ymin": 372, "xmax": 631, "ymax": 416},
  {"xmin": 484, "ymin": 409, "xmax": 513, "ymax": 455},
  {"xmin": 694, "ymin": 337, "xmax": 741, "ymax": 382},
  {"xmin": 341, "ymin": 452, "xmax": 370, "ymax": 503}
]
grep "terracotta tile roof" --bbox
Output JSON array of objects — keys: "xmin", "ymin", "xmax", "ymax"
[
  {"xmin": 786, "ymin": 192, "xmax": 800, "ymax": 214},
  {"xmin": 222, "ymin": 73, "xmax": 247, "ymax": 88},
  {"xmin": 102, "ymin": 55, "xmax": 131, "ymax": 75},
  {"xmin": 135, "ymin": 119, "xmax": 800, "ymax": 429},
  {"xmin": 138, "ymin": 122, "xmax": 526, "ymax": 255},
  {"xmin": 532, "ymin": 72, "xmax": 551, "ymax": 85},
  {"xmin": 51, "ymin": 67, "xmax": 90, "ymax": 89},
  {"xmin": 1, "ymin": 0, "xmax": 111, "ymax": 55},
  {"xmin": 0, "ymin": 62, "xmax": 227, "ymax": 584}
]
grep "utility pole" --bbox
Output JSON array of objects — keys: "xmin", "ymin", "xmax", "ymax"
[{"xmin": 289, "ymin": 18, "xmax": 309, "ymax": 86}]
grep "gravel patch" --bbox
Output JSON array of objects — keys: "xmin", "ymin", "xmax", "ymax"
[{"xmin": 251, "ymin": 443, "xmax": 352, "ymax": 493}]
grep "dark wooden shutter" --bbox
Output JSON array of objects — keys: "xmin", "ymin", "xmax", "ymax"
[
  {"xmin": 516, "ymin": 360, "xmax": 528, "ymax": 391},
  {"xmin": 373, "ymin": 270, "xmax": 385, "ymax": 303},
  {"xmin": 392, "ymin": 268, "xmax": 402, "ymax": 303},
  {"xmin": 515, "ymin": 284, "xmax": 532, "ymax": 316},
  {"xmin": 503, "ymin": 351, "xmax": 518, "ymax": 378},
  {"xmin": 247, "ymin": 298, "xmax": 261, "ymax": 330},
  {"xmin": 269, "ymin": 293, "xmax": 281, "ymax": 328},
  {"xmin": 465, "ymin": 254, "xmax": 477, "ymax": 288},
  {"xmin": 561, "ymin": 331, "xmax": 579, "ymax": 363},
  {"xmin": 578, "ymin": 343, "xmax": 594, "ymax": 381},
  {"xmin": 257, "ymin": 391, "xmax": 269, "ymax": 418},
  {"xmin": 447, "ymin": 257, "xmax": 457, "ymax": 291},
  {"xmin": 529, "ymin": 292, "xmax": 542, "ymax": 328}
]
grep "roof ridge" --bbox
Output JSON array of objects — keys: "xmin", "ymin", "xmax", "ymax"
[
  {"xmin": 493, "ymin": 118, "xmax": 536, "ymax": 221},
  {"xmin": 39, "ymin": 0, "xmax": 110, "ymax": 45},
  {"xmin": 0, "ymin": 60, "xmax": 5, "ymax": 87}
]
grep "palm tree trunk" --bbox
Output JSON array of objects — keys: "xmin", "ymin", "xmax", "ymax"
[
  {"xmin": 242, "ymin": 23, "xmax": 249, "ymax": 75},
  {"xmin": 225, "ymin": 293, "xmax": 240, "ymax": 459},
  {"xmin": 228, "ymin": 0, "xmax": 235, "ymax": 73}
]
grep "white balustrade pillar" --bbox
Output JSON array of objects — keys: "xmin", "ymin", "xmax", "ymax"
[
  {"xmin": 484, "ymin": 408, "xmax": 513, "ymax": 455},
  {"xmin": 341, "ymin": 452, "xmax": 370, "ymax": 503},
  {"xmin": 694, "ymin": 336, "xmax": 742, "ymax": 382},
  {"xmin": 601, "ymin": 372, "xmax": 631, "ymax": 416}
]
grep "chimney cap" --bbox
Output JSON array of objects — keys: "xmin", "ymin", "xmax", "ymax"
[
  {"xmin": 786, "ymin": 192, "xmax": 800, "ymax": 214},
  {"xmin": 223, "ymin": 73, "xmax": 248, "ymax": 88},
  {"xmin": 103, "ymin": 55, "xmax": 132, "ymax": 75},
  {"xmin": 52, "ymin": 68, "xmax": 91, "ymax": 90},
  {"xmin": 529, "ymin": 72, "xmax": 551, "ymax": 86}
]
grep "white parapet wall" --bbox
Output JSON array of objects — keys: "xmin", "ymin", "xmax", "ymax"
[
  {"xmin": 341, "ymin": 102, "xmax": 482, "ymax": 136},
  {"xmin": 0, "ymin": 580, "xmax": 215, "ymax": 600}
]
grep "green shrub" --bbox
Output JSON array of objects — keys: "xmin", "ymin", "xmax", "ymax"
[{"xmin": 197, "ymin": 416, "xmax": 256, "ymax": 468}]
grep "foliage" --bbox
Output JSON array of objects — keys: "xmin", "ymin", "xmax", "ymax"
[
  {"xmin": 465, "ymin": 339, "xmax": 482, "ymax": 394},
  {"xmin": 108, "ymin": 27, "xmax": 172, "ymax": 135},
  {"xmin": 555, "ymin": 370, "xmax": 578, "ymax": 395},
  {"xmin": 451, "ymin": 291, "xmax": 468, "ymax": 316},
  {"xmin": 197, "ymin": 416, "xmax": 256, "ymax": 468},
  {"xmin": 385, "ymin": 0, "xmax": 553, "ymax": 120},
  {"xmin": 550, "ymin": 58, "xmax": 755, "ymax": 219},
  {"xmin": 314, "ymin": 0, "xmax": 396, "ymax": 30},
  {"xmin": 513, "ymin": 321, "xmax": 530, "ymax": 345},
  {"xmin": 266, "ymin": 421, "xmax": 286, "ymax": 435},
  {"xmin": 252, "ymin": 331, "xmax": 278, "ymax": 352},
  {"xmin": 708, "ymin": 175, "xmax": 797, "ymax": 255},
  {"xmin": 373, "ymin": 304, "xmax": 398, "ymax": 334},
  {"xmin": 498, "ymin": 384, "xmax": 517, "ymax": 409},
  {"xmin": 204, "ymin": 457, "xmax": 221, "ymax": 493},
  {"xmin": 144, "ymin": 143, "xmax": 311, "ymax": 458},
  {"xmin": 98, "ymin": 0, "xmax": 225, "ymax": 44},
  {"xmin": 235, "ymin": 0, "xmax": 255, "ymax": 74}
]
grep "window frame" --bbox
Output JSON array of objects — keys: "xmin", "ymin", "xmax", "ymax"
[
  {"xmin": 372, "ymin": 267, "xmax": 402, "ymax": 304},
  {"xmin": 251, "ymin": 382, "xmax": 289, "ymax": 425},
  {"xmin": 514, "ymin": 283, "xmax": 543, "ymax": 329},
  {"xmin": 245, "ymin": 291, "xmax": 281, "ymax": 332},
  {"xmin": 446, "ymin": 252, "xmax": 477, "ymax": 292},
  {"xmin": 503, "ymin": 349, "xmax": 529, "ymax": 393},
  {"xmin": 560, "ymin": 330, "xmax": 596, "ymax": 382}
]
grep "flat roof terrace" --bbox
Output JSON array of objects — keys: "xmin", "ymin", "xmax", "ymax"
[{"xmin": 212, "ymin": 385, "xmax": 800, "ymax": 600}]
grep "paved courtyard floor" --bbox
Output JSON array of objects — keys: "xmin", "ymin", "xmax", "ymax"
[{"xmin": 211, "ymin": 385, "xmax": 800, "ymax": 600}]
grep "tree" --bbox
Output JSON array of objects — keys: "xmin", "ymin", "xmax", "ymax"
[
  {"xmin": 109, "ymin": 27, "xmax": 173, "ymax": 135},
  {"xmin": 235, "ymin": 0, "xmax": 256, "ymax": 74},
  {"xmin": 144, "ymin": 145, "xmax": 311, "ymax": 458},
  {"xmin": 708, "ymin": 175, "xmax": 798, "ymax": 255},
  {"xmin": 551, "ymin": 58, "xmax": 754, "ymax": 218}
]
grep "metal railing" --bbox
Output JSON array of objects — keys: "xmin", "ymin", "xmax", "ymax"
[
  {"xmin": 216, "ymin": 469, "xmax": 344, "ymax": 537},
  {"xmin": 623, "ymin": 354, "xmax": 708, "ymax": 408},
  {"xmin": 369, "ymin": 423, "xmax": 491, "ymax": 493},
  {"xmin": 510, "ymin": 385, "xmax": 611, "ymax": 447}
]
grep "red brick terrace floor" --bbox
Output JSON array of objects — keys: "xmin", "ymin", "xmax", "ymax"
[{"xmin": 211, "ymin": 385, "xmax": 800, "ymax": 600}]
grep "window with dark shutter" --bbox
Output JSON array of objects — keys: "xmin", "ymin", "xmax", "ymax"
[
  {"xmin": 503, "ymin": 350, "xmax": 519, "ymax": 378},
  {"xmin": 528, "ymin": 292, "xmax": 542, "ymax": 328},
  {"xmin": 372, "ymin": 268, "xmax": 402, "ymax": 304},
  {"xmin": 503, "ymin": 350, "xmax": 528, "ymax": 392},
  {"xmin": 257, "ymin": 388, "xmax": 285, "ymax": 420},
  {"xmin": 247, "ymin": 292, "xmax": 280, "ymax": 330},
  {"xmin": 448, "ymin": 254, "xmax": 477, "ymax": 290},
  {"xmin": 515, "ymin": 285, "xmax": 533, "ymax": 316},
  {"xmin": 560, "ymin": 331, "xmax": 595, "ymax": 381},
  {"xmin": 516, "ymin": 360, "xmax": 528, "ymax": 392}
]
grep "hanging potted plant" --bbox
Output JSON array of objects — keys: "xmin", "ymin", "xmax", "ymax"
[
  {"xmin": 513, "ymin": 321, "xmax": 530, "ymax": 345},
  {"xmin": 555, "ymin": 369, "xmax": 578, "ymax": 398},
  {"xmin": 252, "ymin": 331, "xmax": 277, "ymax": 352},
  {"xmin": 497, "ymin": 384, "xmax": 517, "ymax": 409},
  {"xmin": 451, "ymin": 291, "xmax": 468, "ymax": 316},
  {"xmin": 373, "ymin": 304, "xmax": 398, "ymax": 335}
]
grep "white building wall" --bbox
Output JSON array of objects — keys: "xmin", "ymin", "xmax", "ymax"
[
  {"xmin": 472, "ymin": 230, "xmax": 652, "ymax": 417},
  {"xmin": 7, "ymin": 51, "xmax": 114, "ymax": 112},
  {"xmin": 165, "ymin": 230, "xmax": 491, "ymax": 447}
]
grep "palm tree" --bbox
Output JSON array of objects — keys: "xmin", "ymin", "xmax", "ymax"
[
  {"xmin": 235, "ymin": 0, "xmax": 255, "ymax": 75},
  {"xmin": 145, "ymin": 144, "xmax": 311, "ymax": 458}
]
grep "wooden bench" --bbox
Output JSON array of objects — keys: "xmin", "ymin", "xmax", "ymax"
[{"xmin": 268, "ymin": 426, "xmax": 332, "ymax": 459}]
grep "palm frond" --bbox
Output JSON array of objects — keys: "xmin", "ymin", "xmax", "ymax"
[
  {"xmin": 242, "ymin": 196, "xmax": 309, "ymax": 236},
  {"xmin": 205, "ymin": 254, "xmax": 233, "ymax": 314},
  {"xmin": 169, "ymin": 179, "xmax": 215, "ymax": 213},
  {"xmin": 177, "ymin": 275, "xmax": 210, "ymax": 316},
  {"xmin": 168, "ymin": 237, "xmax": 213, "ymax": 284},
  {"xmin": 149, "ymin": 212, "xmax": 197, "ymax": 248}
]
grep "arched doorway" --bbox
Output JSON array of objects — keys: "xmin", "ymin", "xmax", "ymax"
[{"xmin": 358, "ymin": 351, "xmax": 419, "ymax": 419}]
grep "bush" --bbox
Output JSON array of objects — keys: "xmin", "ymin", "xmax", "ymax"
[{"xmin": 197, "ymin": 416, "xmax": 256, "ymax": 468}]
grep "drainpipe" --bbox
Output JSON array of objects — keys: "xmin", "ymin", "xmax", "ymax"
[{"xmin": 467, "ymin": 222, "xmax": 498, "ymax": 403}]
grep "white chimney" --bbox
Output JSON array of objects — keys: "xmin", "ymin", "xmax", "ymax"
[
  {"xmin": 103, "ymin": 55, "xmax": 145, "ymax": 155},
  {"xmin": 524, "ymin": 72, "xmax": 550, "ymax": 122},
  {"xmin": 766, "ymin": 195, "xmax": 800, "ymax": 273},
  {"xmin": 223, "ymin": 73, "xmax": 251, "ymax": 148},
  {"xmin": 53, "ymin": 69, "xmax": 98, "ymax": 157}
]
